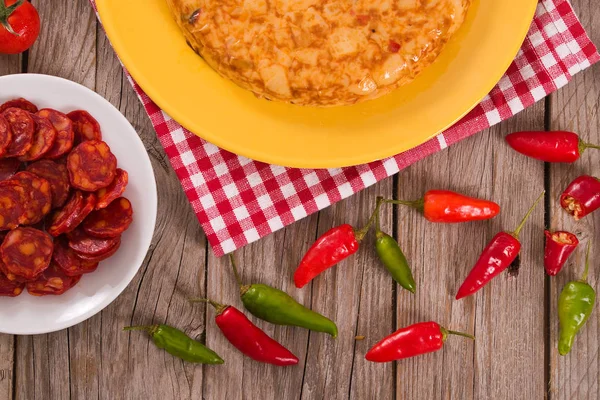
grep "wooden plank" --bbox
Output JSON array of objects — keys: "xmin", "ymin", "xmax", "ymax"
[
  {"xmin": 472, "ymin": 106, "xmax": 546, "ymax": 400},
  {"xmin": 0, "ymin": 49, "xmax": 21, "ymax": 400},
  {"xmin": 300, "ymin": 182, "xmax": 394, "ymax": 400},
  {"xmin": 394, "ymin": 101, "xmax": 546, "ymax": 399},
  {"xmin": 203, "ymin": 215, "xmax": 317, "ymax": 400},
  {"xmin": 91, "ymin": 27, "xmax": 210, "ymax": 400},
  {"xmin": 548, "ymin": 1, "xmax": 600, "ymax": 396},
  {"xmin": 11, "ymin": 1, "xmax": 97, "ymax": 399}
]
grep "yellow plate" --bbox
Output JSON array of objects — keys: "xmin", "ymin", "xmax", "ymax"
[{"xmin": 97, "ymin": 0, "xmax": 537, "ymax": 168}]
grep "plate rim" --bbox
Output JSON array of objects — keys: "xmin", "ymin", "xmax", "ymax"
[
  {"xmin": 97, "ymin": 0, "xmax": 538, "ymax": 168},
  {"xmin": 0, "ymin": 73, "xmax": 157, "ymax": 335}
]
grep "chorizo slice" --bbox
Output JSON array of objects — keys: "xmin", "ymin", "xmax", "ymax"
[
  {"xmin": 83, "ymin": 197, "xmax": 132, "ymax": 238},
  {"xmin": 26, "ymin": 262, "xmax": 81, "ymax": 296},
  {"xmin": 0, "ymin": 158, "xmax": 21, "ymax": 181},
  {"xmin": 26, "ymin": 160, "xmax": 70, "ymax": 208},
  {"xmin": 18, "ymin": 115, "xmax": 57, "ymax": 162},
  {"xmin": 3, "ymin": 107, "xmax": 34, "ymax": 157},
  {"xmin": 95, "ymin": 168, "xmax": 128, "ymax": 210},
  {"xmin": 0, "ymin": 227, "xmax": 53, "ymax": 281},
  {"xmin": 0, "ymin": 98, "xmax": 38, "ymax": 114},
  {"xmin": 37, "ymin": 108, "xmax": 74, "ymax": 159},
  {"xmin": 11, "ymin": 171, "xmax": 52, "ymax": 225},
  {"xmin": 66, "ymin": 227, "xmax": 120, "ymax": 256},
  {"xmin": 52, "ymin": 238, "xmax": 98, "ymax": 276},
  {"xmin": 67, "ymin": 140, "xmax": 117, "ymax": 191},
  {"xmin": 74, "ymin": 236, "xmax": 120, "ymax": 262},
  {"xmin": 0, "ymin": 182, "xmax": 25, "ymax": 230},
  {"xmin": 48, "ymin": 191, "xmax": 96, "ymax": 237},
  {"xmin": 0, "ymin": 269, "xmax": 25, "ymax": 296},
  {"xmin": 67, "ymin": 110, "xmax": 102, "ymax": 144},
  {"xmin": 0, "ymin": 114, "xmax": 12, "ymax": 157}
]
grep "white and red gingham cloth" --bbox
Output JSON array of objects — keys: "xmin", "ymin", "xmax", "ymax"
[{"xmin": 92, "ymin": 0, "xmax": 599, "ymax": 256}]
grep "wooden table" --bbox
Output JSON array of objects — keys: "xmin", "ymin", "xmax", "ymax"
[{"xmin": 0, "ymin": 1, "xmax": 598, "ymax": 399}]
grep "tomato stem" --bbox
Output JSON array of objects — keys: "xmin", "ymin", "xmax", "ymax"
[
  {"xmin": 355, "ymin": 196, "xmax": 384, "ymax": 241},
  {"xmin": 0, "ymin": 0, "xmax": 24, "ymax": 36},
  {"xmin": 512, "ymin": 191, "xmax": 545, "ymax": 238}
]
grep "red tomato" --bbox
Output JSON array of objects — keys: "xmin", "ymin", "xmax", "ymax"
[{"xmin": 0, "ymin": 0, "xmax": 40, "ymax": 54}]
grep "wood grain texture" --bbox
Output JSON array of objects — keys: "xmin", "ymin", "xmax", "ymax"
[
  {"xmin": 0, "ymin": 0, "xmax": 599, "ymax": 398},
  {"xmin": 0, "ymin": 48, "xmax": 20, "ymax": 400},
  {"xmin": 548, "ymin": 1, "xmax": 600, "ymax": 398},
  {"xmin": 472, "ymin": 105, "xmax": 546, "ymax": 400}
]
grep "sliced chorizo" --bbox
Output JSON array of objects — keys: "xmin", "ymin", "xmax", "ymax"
[
  {"xmin": 26, "ymin": 160, "xmax": 70, "ymax": 208},
  {"xmin": 0, "ymin": 182, "xmax": 25, "ymax": 230},
  {"xmin": 67, "ymin": 140, "xmax": 117, "ymax": 191},
  {"xmin": 26, "ymin": 262, "xmax": 81, "ymax": 296},
  {"xmin": 0, "ymin": 158, "xmax": 21, "ymax": 181},
  {"xmin": 37, "ymin": 108, "xmax": 74, "ymax": 159},
  {"xmin": 67, "ymin": 110, "xmax": 102, "ymax": 144},
  {"xmin": 0, "ymin": 227, "xmax": 53, "ymax": 281},
  {"xmin": 0, "ymin": 269, "xmax": 24, "ymax": 297},
  {"xmin": 52, "ymin": 238, "xmax": 98, "ymax": 276},
  {"xmin": 0, "ymin": 98, "xmax": 38, "ymax": 114},
  {"xmin": 74, "ymin": 236, "xmax": 120, "ymax": 262},
  {"xmin": 95, "ymin": 168, "xmax": 128, "ymax": 209},
  {"xmin": 66, "ymin": 227, "xmax": 120, "ymax": 256},
  {"xmin": 11, "ymin": 171, "xmax": 52, "ymax": 225},
  {"xmin": 48, "ymin": 191, "xmax": 96, "ymax": 237},
  {"xmin": 3, "ymin": 107, "xmax": 34, "ymax": 157},
  {"xmin": 18, "ymin": 115, "xmax": 57, "ymax": 162},
  {"xmin": 0, "ymin": 114, "xmax": 12, "ymax": 157},
  {"xmin": 83, "ymin": 197, "xmax": 132, "ymax": 238}
]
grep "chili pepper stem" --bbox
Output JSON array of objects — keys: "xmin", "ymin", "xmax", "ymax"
[
  {"xmin": 123, "ymin": 325, "xmax": 158, "ymax": 335},
  {"xmin": 440, "ymin": 327, "xmax": 475, "ymax": 341},
  {"xmin": 383, "ymin": 198, "xmax": 425, "ymax": 210},
  {"xmin": 229, "ymin": 254, "xmax": 251, "ymax": 295},
  {"xmin": 580, "ymin": 141, "xmax": 600, "ymax": 154},
  {"xmin": 511, "ymin": 191, "xmax": 545, "ymax": 238},
  {"xmin": 354, "ymin": 196, "xmax": 384, "ymax": 241},
  {"xmin": 190, "ymin": 298, "xmax": 228, "ymax": 314},
  {"xmin": 582, "ymin": 241, "xmax": 591, "ymax": 282}
]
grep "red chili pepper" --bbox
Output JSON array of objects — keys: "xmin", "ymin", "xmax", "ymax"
[
  {"xmin": 560, "ymin": 175, "xmax": 600, "ymax": 220},
  {"xmin": 294, "ymin": 198, "xmax": 383, "ymax": 288},
  {"xmin": 386, "ymin": 190, "xmax": 500, "ymax": 223},
  {"xmin": 192, "ymin": 299, "xmax": 298, "ymax": 366},
  {"xmin": 365, "ymin": 321, "xmax": 474, "ymax": 362},
  {"xmin": 544, "ymin": 230, "xmax": 579, "ymax": 276},
  {"xmin": 505, "ymin": 131, "xmax": 600, "ymax": 163},
  {"xmin": 456, "ymin": 191, "xmax": 544, "ymax": 300}
]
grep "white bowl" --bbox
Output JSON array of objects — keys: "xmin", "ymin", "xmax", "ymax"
[{"xmin": 0, "ymin": 74, "xmax": 157, "ymax": 335}]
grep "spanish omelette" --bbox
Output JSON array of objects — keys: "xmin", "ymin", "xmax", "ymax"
[{"xmin": 166, "ymin": 0, "xmax": 471, "ymax": 106}]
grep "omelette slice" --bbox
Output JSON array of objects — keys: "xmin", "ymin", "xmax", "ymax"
[{"xmin": 166, "ymin": 0, "xmax": 471, "ymax": 107}]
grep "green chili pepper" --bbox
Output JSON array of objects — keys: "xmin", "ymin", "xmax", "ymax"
[
  {"xmin": 229, "ymin": 254, "xmax": 338, "ymax": 338},
  {"xmin": 558, "ymin": 241, "xmax": 596, "ymax": 356},
  {"xmin": 375, "ymin": 231, "xmax": 416, "ymax": 293},
  {"xmin": 372, "ymin": 197, "xmax": 416, "ymax": 293},
  {"xmin": 124, "ymin": 325, "xmax": 224, "ymax": 364}
]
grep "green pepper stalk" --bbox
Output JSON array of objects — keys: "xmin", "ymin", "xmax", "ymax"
[
  {"xmin": 558, "ymin": 241, "xmax": 596, "ymax": 356},
  {"xmin": 373, "ymin": 196, "xmax": 417, "ymax": 293},
  {"xmin": 229, "ymin": 254, "xmax": 338, "ymax": 337},
  {"xmin": 123, "ymin": 325, "xmax": 224, "ymax": 364}
]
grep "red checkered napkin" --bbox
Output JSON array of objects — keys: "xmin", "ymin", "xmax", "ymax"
[{"xmin": 92, "ymin": 0, "xmax": 599, "ymax": 256}]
